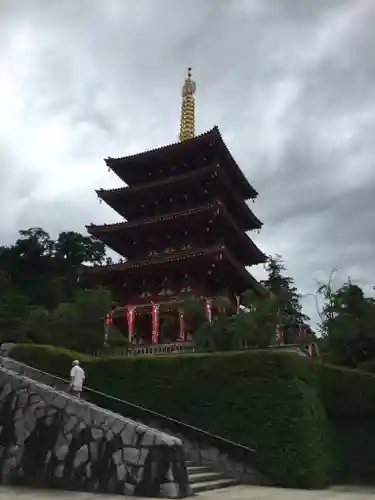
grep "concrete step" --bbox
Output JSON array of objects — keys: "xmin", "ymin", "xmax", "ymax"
[
  {"xmin": 190, "ymin": 477, "xmax": 239, "ymax": 493},
  {"xmin": 186, "ymin": 460, "xmax": 240, "ymax": 493},
  {"xmin": 188, "ymin": 471, "xmax": 224, "ymax": 483},
  {"xmin": 187, "ymin": 465, "xmax": 211, "ymax": 474}
]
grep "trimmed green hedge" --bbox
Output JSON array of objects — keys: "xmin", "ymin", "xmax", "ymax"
[
  {"xmin": 359, "ymin": 359, "xmax": 375, "ymax": 374},
  {"xmin": 10, "ymin": 344, "xmax": 91, "ymax": 374},
  {"xmin": 13, "ymin": 345, "xmax": 375, "ymax": 486},
  {"xmin": 10, "ymin": 344, "xmax": 332, "ymax": 488},
  {"xmin": 314, "ymin": 362, "xmax": 375, "ymax": 483}
]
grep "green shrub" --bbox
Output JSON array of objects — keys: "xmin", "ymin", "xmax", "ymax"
[
  {"xmin": 11, "ymin": 344, "xmax": 333, "ymax": 488},
  {"xmin": 314, "ymin": 361, "xmax": 375, "ymax": 483},
  {"xmin": 11, "ymin": 344, "xmax": 91, "ymax": 377},
  {"xmin": 316, "ymin": 362, "xmax": 375, "ymax": 416}
]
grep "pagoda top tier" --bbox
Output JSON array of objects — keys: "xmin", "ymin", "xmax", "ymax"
[{"xmin": 105, "ymin": 126, "xmax": 257, "ymax": 200}]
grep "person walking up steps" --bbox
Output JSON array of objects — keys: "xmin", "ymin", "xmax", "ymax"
[{"xmin": 69, "ymin": 360, "xmax": 85, "ymax": 398}]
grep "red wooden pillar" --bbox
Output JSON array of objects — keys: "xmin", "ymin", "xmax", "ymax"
[
  {"xmin": 151, "ymin": 303, "xmax": 160, "ymax": 344},
  {"xmin": 126, "ymin": 306, "xmax": 135, "ymax": 343},
  {"xmin": 205, "ymin": 298, "xmax": 212, "ymax": 323},
  {"xmin": 178, "ymin": 308, "xmax": 185, "ymax": 341}
]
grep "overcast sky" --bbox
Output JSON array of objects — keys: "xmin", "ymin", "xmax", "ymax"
[{"xmin": 1, "ymin": 0, "xmax": 375, "ymax": 324}]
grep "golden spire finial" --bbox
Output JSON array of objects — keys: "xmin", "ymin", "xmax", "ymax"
[{"xmin": 179, "ymin": 67, "xmax": 196, "ymax": 142}]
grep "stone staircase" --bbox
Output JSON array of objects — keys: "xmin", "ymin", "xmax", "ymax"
[{"xmin": 187, "ymin": 461, "xmax": 239, "ymax": 494}]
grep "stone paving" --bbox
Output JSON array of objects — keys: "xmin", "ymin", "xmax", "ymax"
[{"xmin": 1, "ymin": 485, "xmax": 375, "ymax": 499}]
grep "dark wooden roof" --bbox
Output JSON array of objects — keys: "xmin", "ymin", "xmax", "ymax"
[
  {"xmin": 80, "ymin": 246, "xmax": 222, "ymax": 273},
  {"xmin": 105, "ymin": 128, "xmax": 214, "ymax": 169},
  {"xmin": 105, "ymin": 126, "xmax": 257, "ymax": 199},
  {"xmin": 87, "ymin": 201, "xmax": 266, "ymax": 266},
  {"xmin": 89, "ymin": 199, "xmax": 261, "ymax": 234},
  {"xmin": 79, "ymin": 245, "xmax": 263, "ymax": 295},
  {"xmin": 97, "ymin": 165, "xmax": 215, "ymax": 197},
  {"xmin": 96, "ymin": 165, "xmax": 261, "ymax": 230},
  {"xmin": 87, "ymin": 203, "xmax": 216, "ymax": 234}
]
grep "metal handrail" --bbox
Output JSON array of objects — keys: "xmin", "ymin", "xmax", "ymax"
[{"xmin": 0, "ymin": 357, "xmax": 255, "ymax": 454}]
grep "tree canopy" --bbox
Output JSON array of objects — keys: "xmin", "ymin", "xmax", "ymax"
[
  {"xmin": 193, "ymin": 255, "xmax": 310, "ymax": 351},
  {"xmin": 261, "ymin": 255, "xmax": 309, "ymax": 325},
  {"xmin": 317, "ymin": 274, "xmax": 375, "ymax": 367},
  {"xmin": 0, "ymin": 227, "xmax": 113, "ymax": 351}
]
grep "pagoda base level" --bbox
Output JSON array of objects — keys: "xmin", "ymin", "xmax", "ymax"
[
  {"xmin": 110, "ymin": 296, "xmax": 235, "ymax": 345},
  {"xmin": 112, "ymin": 295, "xmax": 236, "ymax": 316}
]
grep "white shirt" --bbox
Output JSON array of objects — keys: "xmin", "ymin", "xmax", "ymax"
[{"xmin": 70, "ymin": 365, "xmax": 85, "ymax": 391}]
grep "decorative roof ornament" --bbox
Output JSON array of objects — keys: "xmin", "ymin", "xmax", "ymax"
[{"xmin": 179, "ymin": 67, "xmax": 196, "ymax": 142}]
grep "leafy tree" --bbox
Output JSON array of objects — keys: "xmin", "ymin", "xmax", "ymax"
[
  {"xmin": 182, "ymin": 299, "xmax": 207, "ymax": 334},
  {"xmin": 240, "ymin": 291, "xmax": 281, "ymax": 346},
  {"xmin": 262, "ymin": 255, "xmax": 309, "ymax": 335},
  {"xmin": 0, "ymin": 289, "xmax": 29, "ymax": 343},
  {"xmin": 54, "ymin": 231, "xmax": 106, "ymax": 267},
  {"xmin": 317, "ymin": 277, "xmax": 375, "ymax": 367},
  {"xmin": 51, "ymin": 302, "xmax": 79, "ymax": 348},
  {"xmin": 0, "ymin": 227, "xmax": 108, "ymax": 309},
  {"xmin": 72, "ymin": 288, "xmax": 113, "ymax": 353},
  {"xmin": 0, "ymin": 226, "xmax": 114, "ymax": 351},
  {"xmin": 21, "ymin": 306, "xmax": 52, "ymax": 345},
  {"xmin": 194, "ymin": 291, "xmax": 280, "ymax": 352}
]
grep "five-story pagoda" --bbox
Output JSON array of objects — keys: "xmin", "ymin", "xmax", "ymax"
[{"xmin": 79, "ymin": 69, "xmax": 267, "ymax": 345}]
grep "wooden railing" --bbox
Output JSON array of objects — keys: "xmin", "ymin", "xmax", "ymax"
[
  {"xmin": 95, "ymin": 342, "xmax": 314, "ymax": 358},
  {"xmin": 99, "ymin": 341, "xmax": 195, "ymax": 357}
]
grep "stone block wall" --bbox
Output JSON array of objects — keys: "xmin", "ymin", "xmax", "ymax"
[{"xmin": 0, "ymin": 367, "xmax": 190, "ymax": 497}]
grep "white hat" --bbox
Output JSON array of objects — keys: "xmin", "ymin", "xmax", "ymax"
[{"xmin": 72, "ymin": 360, "xmax": 79, "ymax": 366}]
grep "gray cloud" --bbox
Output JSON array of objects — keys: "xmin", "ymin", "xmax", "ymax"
[{"xmin": 1, "ymin": 0, "xmax": 375, "ymax": 325}]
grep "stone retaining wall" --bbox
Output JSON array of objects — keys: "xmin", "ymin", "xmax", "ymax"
[{"xmin": 0, "ymin": 366, "xmax": 190, "ymax": 497}]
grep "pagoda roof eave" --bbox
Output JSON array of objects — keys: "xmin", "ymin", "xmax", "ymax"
[
  {"xmin": 86, "ymin": 200, "xmax": 262, "ymax": 236},
  {"xmin": 96, "ymin": 165, "xmax": 262, "ymax": 230},
  {"xmin": 96, "ymin": 164, "xmax": 217, "ymax": 197},
  {"xmin": 105, "ymin": 127, "xmax": 217, "ymax": 168},
  {"xmin": 214, "ymin": 128, "xmax": 258, "ymax": 199},
  {"xmin": 105, "ymin": 126, "xmax": 258, "ymax": 200},
  {"xmin": 79, "ymin": 246, "xmax": 225, "ymax": 275},
  {"xmin": 217, "ymin": 203, "xmax": 266, "ymax": 264},
  {"xmin": 86, "ymin": 201, "xmax": 266, "ymax": 265},
  {"xmin": 78, "ymin": 245, "xmax": 264, "ymax": 294}
]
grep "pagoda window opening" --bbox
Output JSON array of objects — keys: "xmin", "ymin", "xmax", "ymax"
[
  {"xmin": 162, "ymin": 234, "xmax": 175, "ymax": 254},
  {"xmin": 181, "ymin": 229, "xmax": 191, "ymax": 251},
  {"xmin": 180, "ymin": 273, "xmax": 192, "ymax": 293},
  {"xmin": 181, "ymin": 283, "xmax": 192, "ymax": 293},
  {"xmin": 163, "ymin": 246, "xmax": 174, "ymax": 254},
  {"xmin": 140, "ymin": 279, "xmax": 152, "ymax": 298},
  {"xmin": 158, "ymin": 277, "xmax": 173, "ymax": 296}
]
